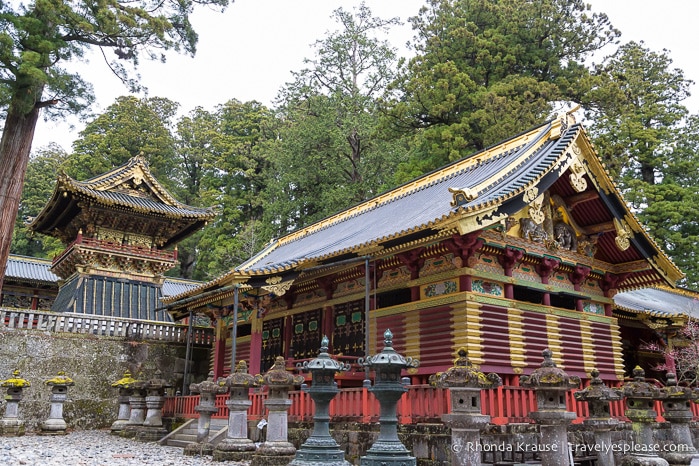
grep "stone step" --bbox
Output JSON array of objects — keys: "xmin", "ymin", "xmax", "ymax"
[{"xmin": 166, "ymin": 439, "xmax": 194, "ymax": 448}]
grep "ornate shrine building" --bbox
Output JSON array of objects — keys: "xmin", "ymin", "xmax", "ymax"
[
  {"xmin": 26, "ymin": 155, "xmax": 216, "ymax": 322},
  {"xmin": 162, "ymin": 113, "xmax": 684, "ymax": 384}
]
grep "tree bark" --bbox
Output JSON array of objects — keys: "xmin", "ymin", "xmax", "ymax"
[{"xmin": 0, "ymin": 102, "xmax": 41, "ymax": 296}]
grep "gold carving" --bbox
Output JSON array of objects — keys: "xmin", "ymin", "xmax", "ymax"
[
  {"xmin": 449, "ymin": 187, "xmax": 478, "ymax": 206},
  {"xmin": 527, "ymin": 193, "xmax": 545, "ymax": 225},
  {"xmin": 261, "ymin": 276, "xmax": 293, "ymax": 296},
  {"xmin": 569, "ymin": 159, "xmax": 588, "ymax": 192},
  {"xmin": 613, "ymin": 218, "xmax": 632, "ymax": 251},
  {"xmin": 523, "ymin": 187, "xmax": 539, "ymax": 204}
]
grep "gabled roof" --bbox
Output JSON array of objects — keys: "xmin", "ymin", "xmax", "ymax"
[
  {"xmin": 235, "ymin": 114, "xmax": 681, "ymax": 284},
  {"xmin": 614, "ymin": 287, "xmax": 699, "ymax": 319},
  {"xmin": 28, "ymin": 155, "xmax": 216, "ymax": 247}
]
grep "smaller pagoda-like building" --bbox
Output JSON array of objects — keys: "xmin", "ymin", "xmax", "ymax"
[{"xmin": 28, "ymin": 155, "xmax": 216, "ymax": 322}]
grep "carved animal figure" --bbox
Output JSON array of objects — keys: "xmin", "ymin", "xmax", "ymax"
[
  {"xmin": 520, "ymin": 218, "xmax": 547, "ymax": 243},
  {"xmin": 554, "ymin": 222, "xmax": 577, "ymax": 251}
]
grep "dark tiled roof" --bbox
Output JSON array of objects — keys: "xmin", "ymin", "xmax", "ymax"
[
  {"xmin": 5, "ymin": 254, "xmax": 201, "ymax": 299},
  {"xmin": 5, "ymin": 255, "xmax": 58, "ymax": 283},
  {"xmin": 614, "ymin": 288, "xmax": 699, "ymax": 319},
  {"xmin": 237, "ymin": 121, "xmax": 576, "ymax": 274}
]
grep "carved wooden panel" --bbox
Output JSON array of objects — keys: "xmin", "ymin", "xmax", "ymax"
[
  {"xmin": 261, "ymin": 317, "xmax": 284, "ymax": 372},
  {"xmin": 332, "ymin": 300, "xmax": 365, "ymax": 357},
  {"xmin": 291, "ymin": 309, "xmax": 322, "ymax": 360}
]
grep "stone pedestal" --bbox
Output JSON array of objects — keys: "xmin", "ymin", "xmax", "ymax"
[
  {"xmin": 136, "ymin": 370, "xmax": 172, "ymax": 442},
  {"xmin": 290, "ymin": 335, "xmax": 351, "ymax": 466},
  {"xmin": 214, "ymin": 361, "xmax": 258, "ymax": 462},
  {"xmin": 40, "ymin": 372, "xmax": 74, "ymax": 435},
  {"xmin": 184, "ymin": 371, "xmax": 226, "ymax": 456},
  {"xmin": 122, "ymin": 379, "xmax": 147, "ymax": 439},
  {"xmin": 110, "ymin": 371, "xmax": 136, "ymax": 434},
  {"xmin": 360, "ymin": 329, "xmax": 420, "ymax": 466},
  {"xmin": 574, "ymin": 369, "xmax": 623, "ymax": 466},
  {"xmin": 659, "ymin": 373, "xmax": 699, "ymax": 465},
  {"xmin": 431, "ymin": 348, "xmax": 502, "ymax": 466},
  {"xmin": 619, "ymin": 366, "xmax": 668, "ymax": 466},
  {"xmin": 0, "ymin": 370, "xmax": 30, "ymax": 437},
  {"xmin": 250, "ymin": 356, "xmax": 304, "ymax": 466},
  {"xmin": 520, "ymin": 349, "xmax": 580, "ymax": 466}
]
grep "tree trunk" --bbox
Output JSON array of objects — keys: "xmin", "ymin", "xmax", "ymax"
[{"xmin": 0, "ymin": 102, "xmax": 41, "ymax": 296}]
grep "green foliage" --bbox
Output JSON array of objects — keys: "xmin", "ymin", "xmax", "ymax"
[
  {"xmin": 11, "ymin": 144, "xmax": 67, "ymax": 258},
  {"xmin": 585, "ymin": 42, "xmax": 698, "ymax": 286},
  {"xmin": 384, "ymin": 0, "xmax": 619, "ymax": 179},
  {"xmin": 263, "ymin": 3, "xmax": 408, "ymax": 235},
  {"xmin": 65, "ymin": 96, "xmax": 179, "ymax": 191}
]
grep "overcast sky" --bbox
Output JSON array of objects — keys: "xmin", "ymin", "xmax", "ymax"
[{"xmin": 31, "ymin": 0, "xmax": 699, "ymax": 151}]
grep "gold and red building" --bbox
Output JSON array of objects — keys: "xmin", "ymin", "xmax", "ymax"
[{"xmin": 162, "ymin": 113, "xmax": 686, "ymax": 387}]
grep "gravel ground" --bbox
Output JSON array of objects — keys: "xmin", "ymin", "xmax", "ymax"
[{"xmin": 1, "ymin": 430, "xmax": 250, "ymax": 465}]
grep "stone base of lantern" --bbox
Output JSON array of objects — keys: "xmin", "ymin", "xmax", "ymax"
[
  {"xmin": 213, "ymin": 438, "xmax": 257, "ymax": 462},
  {"xmin": 39, "ymin": 418, "xmax": 68, "ymax": 435},
  {"xmin": 661, "ymin": 451, "xmax": 699, "ymax": 465},
  {"xmin": 120, "ymin": 424, "xmax": 140, "ymax": 438},
  {"xmin": 135, "ymin": 425, "xmax": 168, "ymax": 443},
  {"xmin": 0, "ymin": 419, "xmax": 25, "ymax": 437},
  {"xmin": 250, "ymin": 441, "xmax": 297, "ymax": 466},
  {"xmin": 619, "ymin": 454, "xmax": 669, "ymax": 466},
  {"xmin": 184, "ymin": 442, "xmax": 215, "ymax": 456},
  {"xmin": 110, "ymin": 419, "xmax": 129, "ymax": 434}
]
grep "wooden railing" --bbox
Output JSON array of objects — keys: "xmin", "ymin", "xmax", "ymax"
[
  {"xmin": 53, "ymin": 236, "xmax": 176, "ymax": 266},
  {"xmin": 0, "ymin": 308, "xmax": 213, "ymax": 344},
  {"xmin": 162, "ymin": 383, "xmax": 699, "ymax": 425}
]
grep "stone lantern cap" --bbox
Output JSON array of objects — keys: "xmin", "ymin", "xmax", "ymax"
[
  {"xmin": 223, "ymin": 360, "xmax": 258, "ymax": 388},
  {"xmin": 619, "ymin": 366, "xmax": 666, "ymax": 400},
  {"xmin": 111, "ymin": 370, "xmax": 137, "ymax": 389},
  {"xmin": 574, "ymin": 369, "xmax": 622, "ymax": 402},
  {"xmin": 255, "ymin": 356, "xmax": 304, "ymax": 388},
  {"xmin": 431, "ymin": 347, "xmax": 502, "ymax": 389},
  {"xmin": 1, "ymin": 369, "xmax": 30, "ymax": 388},
  {"xmin": 144, "ymin": 369, "xmax": 172, "ymax": 390},
  {"xmin": 661, "ymin": 372, "xmax": 697, "ymax": 401},
  {"xmin": 520, "ymin": 349, "xmax": 581, "ymax": 390},
  {"xmin": 45, "ymin": 371, "xmax": 74, "ymax": 387},
  {"xmin": 299, "ymin": 335, "xmax": 351, "ymax": 373},
  {"xmin": 190, "ymin": 371, "xmax": 227, "ymax": 395},
  {"xmin": 360, "ymin": 329, "xmax": 420, "ymax": 371}
]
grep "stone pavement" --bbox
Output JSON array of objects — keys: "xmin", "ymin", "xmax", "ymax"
[{"xmin": 1, "ymin": 430, "xmax": 250, "ymax": 465}]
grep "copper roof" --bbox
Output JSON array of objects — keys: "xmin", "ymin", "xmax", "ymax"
[{"xmin": 28, "ymin": 155, "xmax": 217, "ymax": 246}]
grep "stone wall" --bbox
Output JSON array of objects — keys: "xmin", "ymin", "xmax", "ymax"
[{"xmin": 0, "ymin": 327, "xmax": 209, "ymax": 432}]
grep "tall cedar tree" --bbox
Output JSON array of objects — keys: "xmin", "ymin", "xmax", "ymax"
[
  {"xmin": 264, "ymin": 3, "xmax": 407, "ymax": 235},
  {"xmin": 584, "ymin": 42, "xmax": 698, "ymax": 286},
  {"xmin": 0, "ymin": 0, "xmax": 229, "ymax": 294},
  {"xmin": 383, "ymin": 0, "xmax": 619, "ymax": 181}
]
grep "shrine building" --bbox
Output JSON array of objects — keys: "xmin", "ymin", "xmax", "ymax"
[
  {"xmin": 152, "ymin": 113, "xmax": 686, "ymax": 384},
  {"xmin": 25, "ymin": 155, "xmax": 216, "ymax": 321}
]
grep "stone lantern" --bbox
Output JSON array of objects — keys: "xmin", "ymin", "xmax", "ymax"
[
  {"xmin": 250, "ymin": 355, "xmax": 305, "ymax": 466},
  {"xmin": 618, "ymin": 366, "xmax": 668, "ymax": 466},
  {"xmin": 290, "ymin": 335, "xmax": 351, "ymax": 466},
  {"xmin": 111, "ymin": 370, "xmax": 137, "ymax": 434},
  {"xmin": 40, "ymin": 371, "xmax": 75, "ymax": 435},
  {"xmin": 658, "ymin": 372, "xmax": 699, "ymax": 465},
  {"xmin": 213, "ymin": 360, "xmax": 259, "ymax": 462},
  {"xmin": 184, "ymin": 371, "xmax": 227, "ymax": 456},
  {"xmin": 519, "ymin": 348, "xmax": 580, "ymax": 466},
  {"xmin": 359, "ymin": 328, "xmax": 420, "ymax": 466},
  {"xmin": 136, "ymin": 369, "xmax": 172, "ymax": 442},
  {"xmin": 431, "ymin": 347, "xmax": 502, "ymax": 466},
  {"xmin": 123, "ymin": 372, "xmax": 147, "ymax": 438},
  {"xmin": 0, "ymin": 369, "xmax": 30, "ymax": 437},
  {"xmin": 573, "ymin": 368, "xmax": 622, "ymax": 466}
]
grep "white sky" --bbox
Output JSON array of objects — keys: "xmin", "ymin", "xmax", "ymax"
[{"xmin": 31, "ymin": 0, "xmax": 699, "ymax": 152}]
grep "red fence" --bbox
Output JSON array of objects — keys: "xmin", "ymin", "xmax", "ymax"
[{"xmin": 163, "ymin": 381, "xmax": 699, "ymax": 425}]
